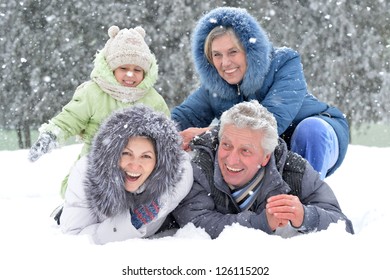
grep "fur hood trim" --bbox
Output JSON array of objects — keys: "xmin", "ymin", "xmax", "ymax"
[
  {"xmin": 192, "ymin": 7, "xmax": 272, "ymax": 99},
  {"xmin": 85, "ymin": 105, "xmax": 185, "ymax": 220}
]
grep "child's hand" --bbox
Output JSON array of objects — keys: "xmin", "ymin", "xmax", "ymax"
[{"xmin": 28, "ymin": 132, "xmax": 58, "ymax": 162}]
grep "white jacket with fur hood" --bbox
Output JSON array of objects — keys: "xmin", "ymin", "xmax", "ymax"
[{"xmin": 60, "ymin": 105, "xmax": 193, "ymax": 245}]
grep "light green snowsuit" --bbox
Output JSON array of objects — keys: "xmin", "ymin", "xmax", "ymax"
[{"xmin": 39, "ymin": 51, "xmax": 170, "ymax": 197}]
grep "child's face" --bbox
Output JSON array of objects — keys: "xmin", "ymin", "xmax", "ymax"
[
  {"xmin": 114, "ymin": 64, "xmax": 145, "ymax": 87},
  {"xmin": 119, "ymin": 136, "xmax": 157, "ymax": 193}
]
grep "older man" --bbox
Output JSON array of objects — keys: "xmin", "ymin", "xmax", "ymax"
[{"xmin": 173, "ymin": 100, "xmax": 354, "ymax": 238}]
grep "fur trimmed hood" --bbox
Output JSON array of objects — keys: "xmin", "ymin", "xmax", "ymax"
[
  {"xmin": 85, "ymin": 105, "xmax": 185, "ymax": 220},
  {"xmin": 192, "ymin": 7, "xmax": 272, "ymax": 100}
]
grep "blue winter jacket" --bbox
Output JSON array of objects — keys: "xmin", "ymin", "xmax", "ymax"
[{"xmin": 171, "ymin": 7, "xmax": 349, "ymax": 176}]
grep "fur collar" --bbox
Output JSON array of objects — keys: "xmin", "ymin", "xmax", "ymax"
[{"xmin": 84, "ymin": 105, "xmax": 185, "ymax": 221}]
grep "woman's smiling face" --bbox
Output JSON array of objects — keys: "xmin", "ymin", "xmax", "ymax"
[
  {"xmin": 119, "ymin": 136, "xmax": 156, "ymax": 193},
  {"xmin": 211, "ymin": 33, "xmax": 247, "ymax": 85}
]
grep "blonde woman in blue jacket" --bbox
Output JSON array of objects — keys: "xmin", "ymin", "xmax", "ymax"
[{"xmin": 172, "ymin": 7, "xmax": 349, "ymax": 180}]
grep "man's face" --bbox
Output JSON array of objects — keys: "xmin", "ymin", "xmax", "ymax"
[{"xmin": 218, "ymin": 124, "xmax": 270, "ymax": 188}]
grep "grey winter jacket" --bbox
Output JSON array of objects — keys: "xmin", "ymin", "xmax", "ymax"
[
  {"xmin": 173, "ymin": 129, "xmax": 354, "ymax": 239},
  {"xmin": 60, "ymin": 105, "xmax": 193, "ymax": 244}
]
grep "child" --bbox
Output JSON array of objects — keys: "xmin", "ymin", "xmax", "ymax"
[
  {"xmin": 28, "ymin": 25, "xmax": 170, "ymax": 197},
  {"xmin": 60, "ymin": 105, "xmax": 193, "ymax": 244}
]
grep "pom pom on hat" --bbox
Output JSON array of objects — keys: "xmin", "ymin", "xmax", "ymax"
[{"xmin": 104, "ymin": 25, "xmax": 153, "ymax": 72}]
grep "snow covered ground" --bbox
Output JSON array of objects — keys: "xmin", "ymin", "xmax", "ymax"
[{"xmin": 1, "ymin": 144, "xmax": 389, "ymax": 280}]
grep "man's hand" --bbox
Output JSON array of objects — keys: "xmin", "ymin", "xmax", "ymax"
[
  {"xmin": 179, "ymin": 127, "xmax": 209, "ymax": 151},
  {"xmin": 265, "ymin": 194, "xmax": 304, "ymax": 231}
]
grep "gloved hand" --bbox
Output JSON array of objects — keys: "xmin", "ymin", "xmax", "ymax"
[
  {"xmin": 130, "ymin": 200, "xmax": 160, "ymax": 229},
  {"xmin": 28, "ymin": 132, "xmax": 58, "ymax": 162}
]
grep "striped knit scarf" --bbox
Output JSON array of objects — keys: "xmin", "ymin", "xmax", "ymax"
[{"xmin": 230, "ymin": 168, "xmax": 265, "ymax": 211}]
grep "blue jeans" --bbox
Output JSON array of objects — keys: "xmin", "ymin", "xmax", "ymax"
[{"xmin": 290, "ymin": 117, "xmax": 339, "ymax": 179}]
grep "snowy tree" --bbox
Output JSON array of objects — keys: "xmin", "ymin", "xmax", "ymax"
[
  {"xmin": 0, "ymin": 0, "xmax": 105, "ymax": 148},
  {"xmin": 0, "ymin": 0, "xmax": 389, "ymax": 148},
  {"xmin": 255, "ymin": 0, "xmax": 390, "ymax": 129}
]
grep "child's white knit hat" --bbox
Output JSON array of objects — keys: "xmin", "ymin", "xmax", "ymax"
[{"xmin": 104, "ymin": 25, "xmax": 152, "ymax": 72}]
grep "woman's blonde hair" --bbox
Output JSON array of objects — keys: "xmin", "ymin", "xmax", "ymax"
[{"xmin": 204, "ymin": 26, "xmax": 245, "ymax": 64}]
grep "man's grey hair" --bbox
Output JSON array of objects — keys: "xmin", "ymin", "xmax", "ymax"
[{"xmin": 219, "ymin": 100, "xmax": 279, "ymax": 154}]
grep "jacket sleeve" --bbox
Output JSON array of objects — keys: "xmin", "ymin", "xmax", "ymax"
[
  {"xmin": 260, "ymin": 49, "xmax": 308, "ymax": 135},
  {"xmin": 296, "ymin": 163, "xmax": 354, "ymax": 234},
  {"xmin": 172, "ymin": 168, "xmax": 274, "ymax": 239},
  {"xmin": 39, "ymin": 82, "xmax": 95, "ymax": 143},
  {"xmin": 171, "ymin": 86, "xmax": 216, "ymax": 131},
  {"xmin": 148, "ymin": 88, "xmax": 171, "ymax": 118},
  {"xmin": 60, "ymin": 157, "xmax": 144, "ymax": 244}
]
